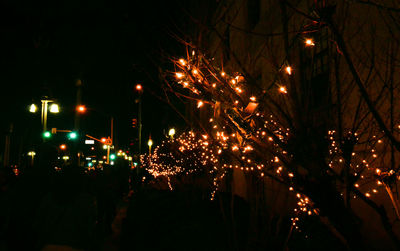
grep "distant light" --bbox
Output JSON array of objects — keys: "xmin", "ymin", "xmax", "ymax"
[
  {"xmin": 285, "ymin": 66, "xmax": 292, "ymax": 75},
  {"xmin": 43, "ymin": 131, "xmax": 51, "ymax": 138},
  {"xmin": 59, "ymin": 144, "xmax": 67, "ymax": 150},
  {"xmin": 136, "ymin": 84, "xmax": 142, "ymax": 91},
  {"xmin": 305, "ymin": 38, "xmax": 315, "ymax": 46},
  {"xmin": 148, "ymin": 139, "xmax": 153, "ymax": 147},
  {"xmin": 62, "ymin": 156, "xmax": 69, "ymax": 160},
  {"xmin": 77, "ymin": 105, "xmax": 86, "ymax": 113},
  {"xmin": 175, "ymin": 72, "xmax": 184, "ymax": 79},
  {"xmin": 85, "ymin": 139, "xmax": 95, "ymax": 145},
  {"xmin": 88, "ymin": 162, "xmax": 93, "ymax": 167},
  {"xmin": 29, "ymin": 104, "xmax": 37, "ymax": 113},
  {"xmin": 168, "ymin": 128, "xmax": 176, "ymax": 138},
  {"xmin": 27, "ymin": 151, "xmax": 36, "ymax": 156},
  {"xmin": 49, "ymin": 103, "xmax": 59, "ymax": 113},
  {"xmin": 279, "ymin": 86, "xmax": 288, "ymax": 94},
  {"xmin": 197, "ymin": 101, "xmax": 204, "ymax": 108},
  {"xmin": 68, "ymin": 132, "xmax": 78, "ymax": 140},
  {"xmin": 103, "ymin": 145, "xmax": 108, "ymax": 149},
  {"xmin": 110, "ymin": 154, "xmax": 116, "ymax": 160}
]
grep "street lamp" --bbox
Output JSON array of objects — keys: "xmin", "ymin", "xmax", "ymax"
[
  {"xmin": 30, "ymin": 98, "xmax": 59, "ymax": 132},
  {"xmin": 135, "ymin": 84, "xmax": 143, "ymax": 175},
  {"xmin": 168, "ymin": 128, "xmax": 176, "ymax": 139},
  {"xmin": 148, "ymin": 138, "xmax": 153, "ymax": 155},
  {"xmin": 27, "ymin": 151, "xmax": 36, "ymax": 166}
]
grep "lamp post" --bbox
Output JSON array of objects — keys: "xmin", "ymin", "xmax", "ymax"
[
  {"xmin": 148, "ymin": 137, "xmax": 153, "ymax": 155},
  {"xmin": 168, "ymin": 128, "xmax": 176, "ymax": 139},
  {"xmin": 30, "ymin": 98, "xmax": 59, "ymax": 133},
  {"xmin": 135, "ymin": 84, "xmax": 143, "ymax": 174},
  {"xmin": 27, "ymin": 151, "xmax": 36, "ymax": 166}
]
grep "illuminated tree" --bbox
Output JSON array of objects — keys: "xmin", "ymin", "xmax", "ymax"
[{"xmin": 151, "ymin": 1, "xmax": 400, "ymax": 249}]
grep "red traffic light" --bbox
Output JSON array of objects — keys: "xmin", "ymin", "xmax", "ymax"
[
  {"xmin": 77, "ymin": 105, "xmax": 86, "ymax": 113},
  {"xmin": 135, "ymin": 84, "xmax": 142, "ymax": 91}
]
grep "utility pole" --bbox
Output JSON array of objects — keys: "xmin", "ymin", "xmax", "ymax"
[
  {"xmin": 135, "ymin": 84, "xmax": 143, "ymax": 175},
  {"xmin": 74, "ymin": 79, "xmax": 83, "ymax": 166},
  {"xmin": 74, "ymin": 79, "xmax": 82, "ymax": 130}
]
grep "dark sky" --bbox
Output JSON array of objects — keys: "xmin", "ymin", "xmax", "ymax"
[{"xmin": 0, "ymin": 0, "xmax": 192, "ymax": 157}]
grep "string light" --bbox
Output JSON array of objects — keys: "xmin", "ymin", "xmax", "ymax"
[
  {"xmin": 165, "ymin": 48, "xmax": 399, "ymax": 234},
  {"xmin": 305, "ymin": 38, "xmax": 315, "ymax": 46}
]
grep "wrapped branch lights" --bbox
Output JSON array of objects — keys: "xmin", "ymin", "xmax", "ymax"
[{"xmin": 146, "ymin": 40, "xmax": 400, "ymax": 230}]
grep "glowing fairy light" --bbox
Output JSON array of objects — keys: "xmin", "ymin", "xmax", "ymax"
[
  {"xmin": 305, "ymin": 38, "xmax": 315, "ymax": 46},
  {"xmin": 235, "ymin": 87, "xmax": 243, "ymax": 93},
  {"xmin": 179, "ymin": 58, "xmax": 186, "ymax": 65},
  {"xmin": 285, "ymin": 66, "xmax": 292, "ymax": 75},
  {"xmin": 279, "ymin": 86, "xmax": 288, "ymax": 94},
  {"xmin": 165, "ymin": 46, "xmax": 399, "ymax": 233}
]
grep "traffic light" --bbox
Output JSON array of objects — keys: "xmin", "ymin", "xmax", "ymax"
[
  {"xmin": 43, "ymin": 131, "xmax": 51, "ymax": 138},
  {"xmin": 132, "ymin": 118, "xmax": 137, "ymax": 128},
  {"xmin": 59, "ymin": 144, "xmax": 67, "ymax": 150},
  {"xmin": 68, "ymin": 131, "xmax": 78, "ymax": 140},
  {"xmin": 110, "ymin": 154, "xmax": 116, "ymax": 160},
  {"xmin": 76, "ymin": 105, "xmax": 86, "ymax": 113}
]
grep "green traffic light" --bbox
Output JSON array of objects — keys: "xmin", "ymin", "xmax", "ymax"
[
  {"xmin": 43, "ymin": 131, "xmax": 51, "ymax": 138},
  {"xmin": 68, "ymin": 132, "xmax": 78, "ymax": 140},
  {"xmin": 110, "ymin": 154, "xmax": 116, "ymax": 160}
]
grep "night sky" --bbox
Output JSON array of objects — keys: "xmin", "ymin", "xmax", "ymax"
[{"xmin": 0, "ymin": 0, "xmax": 190, "ymax": 157}]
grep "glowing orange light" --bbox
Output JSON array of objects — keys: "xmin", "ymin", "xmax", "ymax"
[
  {"xmin": 235, "ymin": 87, "xmax": 243, "ymax": 93},
  {"xmin": 305, "ymin": 38, "xmax": 315, "ymax": 46},
  {"xmin": 76, "ymin": 105, "xmax": 86, "ymax": 113},
  {"xmin": 176, "ymin": 72, "xmax": 184, "ymax": 79},
  {"xmin": 250, "ymin": 96, "xmax": 256, "ymax": 101},
  {"xmin": 192, "ymin": 69, "xmax": 198, "ymax": 75},
  {"xmin": 197, "ymin": 100, "xmax": 203, "ymax": 108},
  {"xmin": 279, "ymin": 86, "xmax": 287, "ymax": 94},
  {"xmin": 179, "ymin": 59, "xmax": 186, "ymax": 65},
  {"xmin": 221, "ymin": 71, "xmax": 226, "ymax": 77},
  {"xmin": 101, "ymin": 138, "xmax": 107, "ymax": 143},
  {"xmin": 136, "ymin": 84, "xmax": 142, "ymax": 91},
  {"xmin": 60, "ymin": 144, "xmax": 67, "ymax": 150},
  {"xmin": 285, "ymin": 66, "xmax": 292, "ymax": 75}
]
